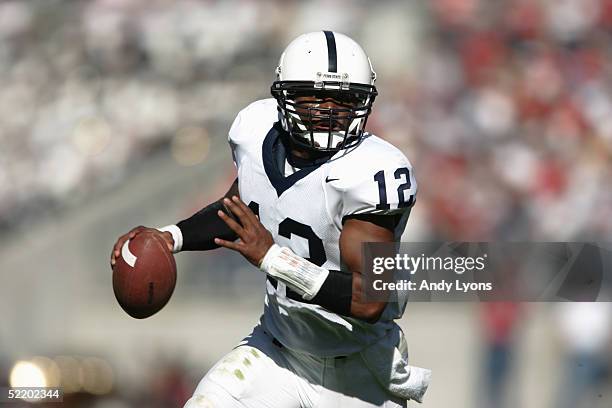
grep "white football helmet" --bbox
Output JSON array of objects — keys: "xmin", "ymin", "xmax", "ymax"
[{"xmin": 271, "ymin": 31, "xmax": 377, "ymax": 152}]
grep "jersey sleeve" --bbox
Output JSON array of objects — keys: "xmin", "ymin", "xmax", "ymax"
[
  {"xmin": 227, "ymin": 99, "xmax": 278, "ymax": 169},
  {"xmin": 340, "ymin": 150, "xmax": 417, "ymax": 218},
  {"xmin": 227, "ymin": 108, "xmax": 244, "ymax": 168}
]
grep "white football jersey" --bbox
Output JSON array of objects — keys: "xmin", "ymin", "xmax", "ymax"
[{"xmin": 229, "ymin": 99, "xmax": 417, "ymax": 357}]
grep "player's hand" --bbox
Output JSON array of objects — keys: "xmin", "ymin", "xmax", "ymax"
[
  {"xmin": 110, "ymin": 226, "xmax": 174, "ymax": 267},
  {"xmin": 215, "ymin": 196, "xmax": 274, "ymax": 266}
]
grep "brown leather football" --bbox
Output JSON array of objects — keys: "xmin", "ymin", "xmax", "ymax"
[{"xmin": 112, "ymin": 231, "xmax": 177, "ymax": 319}]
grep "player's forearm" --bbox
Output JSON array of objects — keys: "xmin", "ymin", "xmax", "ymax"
[
  {"xmin": 259, "ymin": 244, "xmax": 386, "ymax": 322},
  {"xmin": 309, "ymin": 267, "xmax": 387, "ymax": 322},
  {"xmin": 349, "ymin": 271, "xmax": 387, "ymax": 322},
  {"xmin": 160, "ymin": 179, "xmax": 239, "ymax": 252},
  {"xmin": 175, "ymin": 200, "xmax": 237, "ymax": 251},
  {"xmin": 337, "ymin": 218, "xmax": 394, "ymax": 321}
]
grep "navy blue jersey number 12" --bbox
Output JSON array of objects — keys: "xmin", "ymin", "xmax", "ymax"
[{"xmin": 374, "ymin": 167, "xmax": 413, "ymax": 210}]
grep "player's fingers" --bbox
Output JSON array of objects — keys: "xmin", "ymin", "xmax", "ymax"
[
  {"xmin": 111, "ymin": 243, "xmax": 121, "ymax": 266},
  {"xmin": 113, "ymin": 234, "xmax": 130, "ymax": 254},
  {"xmin": 223, "ymin": 198, "xmax": 251, "ymax": 228},
  {"xmin": 214, "ymin": 237, "xmax": 243, "ymax": 252},
  {"xmin": 111, "ymin": 236, "xmax": 128, "ymax": 266},
  {"xmin": 111, "ymin": 226, "xmax": 145, "ymax": 266},
  {"xmin": 128, "ymin": 226, "xmax": 145, "ymax": 239},
  {"xmin": 112, "ymin": 225, "xmax": 142, "ymax": 260},
  {"xmin": 157, "ymin": 231, "xmax": 174, "ymax": 253},
  {"xmin": 231, "ymin": 196, "xmax": 259, "ymax": 225},
  {"xmin": 217, "ymin": 210, "xmax": 247, "ymax": 239}
]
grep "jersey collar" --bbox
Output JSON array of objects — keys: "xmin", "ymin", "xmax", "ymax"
[{"xmin": 262, "ymin": 122, "xmax": 330, "ymax": 197}]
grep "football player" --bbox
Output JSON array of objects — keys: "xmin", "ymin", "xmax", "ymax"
[{"xmin": 111, "ymin": 31, "xmax": 430, "ymax": 407}]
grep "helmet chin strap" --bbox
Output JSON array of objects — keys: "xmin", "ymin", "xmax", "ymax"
[
  {"xmin": 278, "ymin": 126, "xmax": 334, "ymax": 166},
  {"xmin": 311, "ymin": 131, "xmax": 344, "ymax": 149},
  {"xmin": 275, "ymin": 91, "xmax": 372, "ymax": 152},
  {"xmin": 286, "ymin": 111, "xmax": 361, "ymax": 150}
]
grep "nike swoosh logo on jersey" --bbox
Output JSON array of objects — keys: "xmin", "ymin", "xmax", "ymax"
[{"xmin": 325, "ymin": 176, "xmax": 340, "ymax": 183}]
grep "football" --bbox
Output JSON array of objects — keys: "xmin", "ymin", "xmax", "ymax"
[{"xmin": 112, "ymin": 231, "xmax": 177, "ymax": 319}]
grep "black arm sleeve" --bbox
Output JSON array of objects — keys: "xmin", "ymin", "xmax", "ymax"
[
  {"xmin": 176, "ymin": 201, "xmax": 238, "ymax": 251},
  {"xmin": 271, "ymin": 268, "xmax": 353, "ymax": 317},
  {"xmin": 342, "ymin": 213, "xmax": 405, "ymax": 232},
  {"xmin": 176, "ymin": 178, "xmax": 240, "ymax": 251},
  {"xmin": 310, "ymin": 270, "xmax": 353, "ymax": 317}
]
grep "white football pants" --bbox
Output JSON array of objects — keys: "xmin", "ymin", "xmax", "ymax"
[{"xmin": 183, "ymin": 325, "xmax": 407, "ymax": 408}]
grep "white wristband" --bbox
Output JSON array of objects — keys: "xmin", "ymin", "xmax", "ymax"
[
  {"xmin": 259, "ymin": 244, "xmax": 329, "ymax": 300},
  {"xmin": 157, "ymin": 225, "xmax": 183, "ymax": 253}
]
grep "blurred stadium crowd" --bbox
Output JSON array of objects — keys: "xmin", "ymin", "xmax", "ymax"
[
  {"xmin": 1, "ymin": 0, "xmax": 611, "ymax": 407},
  {"xmin": 400, "ymin": 0, "xmax": 612, "ymax": 241},
  {"xmin": 1, "ymin": 0, "xmax": 612, "ymax": 241}
]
